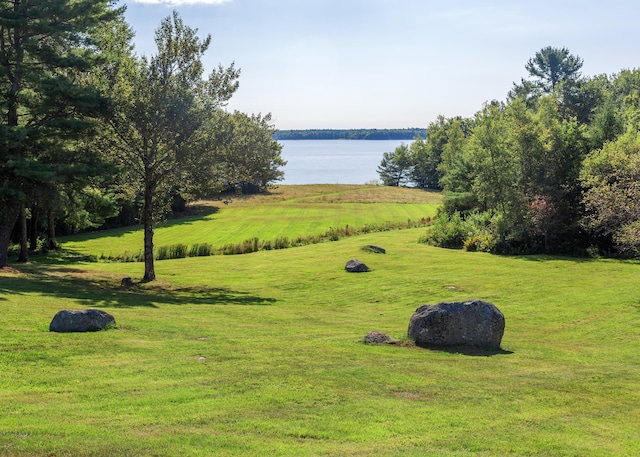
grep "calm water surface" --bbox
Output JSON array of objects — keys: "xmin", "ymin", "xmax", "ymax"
[{"xmin": 279, "ymin": 139, "xmax": 411, "ymax": 185}]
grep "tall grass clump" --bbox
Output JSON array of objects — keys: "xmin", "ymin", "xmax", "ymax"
[
  {"xmin": 273, "ymin": 236, "xmax": 290, "ymax": 249},
  {"xmin": 90, "ymin": 218, "xmax": 434, "ymax": 262},
  {"xmin": 188, "ymin": 243, "xmax": 213, "ymax": 257},
  {"xmin": 156, "ymin": 244, "xmax": 188, "ymax": 260}
]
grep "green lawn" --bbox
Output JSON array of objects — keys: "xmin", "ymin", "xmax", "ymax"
[
  {"xmin": 60, "ymin": 185, "xmax": 442, "ymax": 258},
  {"xmin": 1, "ymin": 185, "xmax": 639, "ymax": 456}
]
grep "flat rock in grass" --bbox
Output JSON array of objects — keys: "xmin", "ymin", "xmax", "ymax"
[
  {"xmin": 345, "ymin": 259, "xmax": 370, "ymax": 272},
  {"xmin": 363, "ymin": 245, "xmax": 386, "ymax": 254},
  {"xmin": 364, "ymin": 330, "xmax": 396, "ymax": 344},
  {"xmin": 49, "ymin": 309, "xmax": 116, "ymax": 333},
  {"xmin": 408, "ymin": 300, "xmax": 504, "ymax": 348}
]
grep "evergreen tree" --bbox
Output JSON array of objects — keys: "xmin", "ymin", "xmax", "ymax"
[
  {"xmin": 524, "ymin": 46, "xmax": 583, "ymax": 94},
  {"xmin": 0, "ymin": 0, "xmax": 121, "ymax": 267}
]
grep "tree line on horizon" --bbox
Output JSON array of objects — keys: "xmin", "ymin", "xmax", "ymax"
[
  {"xmin": 0, "ymin": 2, "xmax": 286, "ymax": 280},
  {"xmin": 273, "ymin": 128, "xmax": 426, "ymax": 141},
  {"xmin": 378, "ymin": 46, "xmax": 640, "ymax": 258}
]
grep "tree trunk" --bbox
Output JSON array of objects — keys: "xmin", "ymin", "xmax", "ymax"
[
  {"xmin": 17, "ymin": 203, "xmax": 29, "ymax": 263},
  {"xmin": 47, "ymin": 208, "xmax": 58, "ymax": 251},
  {"xmin": 142, "ymin": 186, "xmax": 156, "ymax": 282},
  {"xmin": 29, "ymin": 204, "xmax": 39, "ymax": 251},
  {"xmin": 0, "ymin": 204, "xmax": 20, "ymax": 268}
]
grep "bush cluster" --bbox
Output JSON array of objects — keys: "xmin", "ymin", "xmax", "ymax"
[{"xmin": 422, "ymin": 210, "xmax": 495, "ymax": 252}]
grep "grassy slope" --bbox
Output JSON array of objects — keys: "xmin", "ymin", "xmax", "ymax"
[
  {"xmin": 60, "ymin": 185, "xmax": 443, "ymax": 257},
  {"xmin": 1, "ymin": 185, "xmax": 639, "ymax": 456}
]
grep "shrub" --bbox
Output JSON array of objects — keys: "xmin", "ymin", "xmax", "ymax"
[
  {"xmin": 426, "ymin": 212, "xmax": 467, "ymax": 249},
  {"xmin": 426, "ymin": 210, "xmax": 496, "ymax": 251},
  {"xmin": 463, "ymin": 235, "xmax": 494, "ymax": 252}
]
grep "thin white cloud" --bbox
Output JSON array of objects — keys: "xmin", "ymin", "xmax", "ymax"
[{"xmin": 130, "ymin": 0, "xmax": 230, "ymax": 5}]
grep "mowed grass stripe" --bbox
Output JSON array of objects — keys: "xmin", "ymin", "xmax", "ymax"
[{"xmin": 60, "ymin": 185, "xmax": 441, "ymax": 257}]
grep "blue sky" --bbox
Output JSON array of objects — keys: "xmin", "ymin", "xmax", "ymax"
[{"xmin": 122, "ymin": 0, "xmax": 638, "ymax": 130}]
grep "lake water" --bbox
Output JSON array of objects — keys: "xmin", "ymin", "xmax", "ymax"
[{"xmin": 279, "ymin": 139, "xmax": 412, "ymax": 185}]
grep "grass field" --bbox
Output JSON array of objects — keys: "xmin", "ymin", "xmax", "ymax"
[
  {"xmin": 60, "ymin": 185, "xmax": 443, "ymax": 258},
  {"xmin": 1, "ymin": 185, "xmax": 639, "ymax": 456}
]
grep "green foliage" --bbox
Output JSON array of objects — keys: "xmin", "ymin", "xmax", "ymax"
[
  {"xmin": 437, "ymin": 118, "xmax": 475, "ymax": 192},
  {"xmin": 103, "ymin": 11, "xmax": 240, "ymax": 281},
  {"xmin": 425, "ymin": 210, "xmax": 496, "ymax": 251},
  {"xmin": 210, "ymin": 111, "xmax": 286, "ymax": 194},
  {"xmin": 423, "ymin": 212, "xmax": 467, "ymax": 249},
  {"xmin": 377, "ymin": 144, "xmax": 413, "ymax": 186},
  {"xmin": 442, "ymin": 192, "xmax": 480, "ymax": 215},
  {"xmin": 409, "ymin": 129, "xmax": 442, "ymax": 189},
  {"xmin": 510, "ymin": 46, "xmax": 584, "ymax": 99},
  {"xmin": 410, "ymin": 116, "xmax": 476, "ymax": 191},
  {"xmin": 433, "ymin": 52, "xmax": 622, "ymax": 254},
  {"xmin": 463, "ymin": 234, "xmax": 494, "ymax": 252},
  {"xmin": 580, "ymin": 131, "xmax": 640, "ymax": 256},
  {"xmin": 0, "ymin": 0, "xmax": 123, "ymax": 266}
]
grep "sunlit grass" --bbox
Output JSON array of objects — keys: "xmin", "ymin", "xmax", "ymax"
[
  {"xmin": 1, "ymin": 186, "xmax": 639, "ymax": 456},
  {"xmin": 60, "ymin": 184, "xmax": 442, "ymax": 258}
]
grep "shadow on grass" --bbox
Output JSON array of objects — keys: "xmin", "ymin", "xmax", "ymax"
[
  {"xmin": 0, "ymin": 266, "xmax": 275, "ymax": 309},
  {"xmin": 58, "ymin": 205, "xmax": 221, "ymax": 246},
  {"xmin": 415, "ymin": 343, "xmax": 514, "ymax": 357},
  {"xmin": 515, "ymin": 253, "xmax": 640, "ymax": 265}
]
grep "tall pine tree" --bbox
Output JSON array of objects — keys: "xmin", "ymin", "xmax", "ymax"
[{"xmin": 0, "ymin": 0, "xmax": 121, "ymax": 267}]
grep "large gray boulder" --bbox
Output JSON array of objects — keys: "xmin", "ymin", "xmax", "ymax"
[
  {"xmin": 49, "ymin": 309, "xmax": 116, "ymax": 333},
  {"xmin": 408, "ymin": 300, "xmax": 504, "ymax": 348}
]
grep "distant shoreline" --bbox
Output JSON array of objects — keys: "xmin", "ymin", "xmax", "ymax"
[{"xmin": 274, "ymin": 128, "xmax": 425, "ymax": 141}]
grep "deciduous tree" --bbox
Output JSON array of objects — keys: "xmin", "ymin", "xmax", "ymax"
[
  {"xmin": 105, "ymin": 12, "xmax": 239, "ymax": 281},
  {"xmin": 377, "ymin": 144, "xmax": 412, "ymax": 186},
  {"xmin": 211, "ymin": 111, "xmax": 285, "ymax": 194},
  {"xmin": 581, "ymin": 131, "xmax": 640, "ymax": 256}
]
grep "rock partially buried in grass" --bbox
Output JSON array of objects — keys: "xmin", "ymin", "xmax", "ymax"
[
  {"xmin": 364, "ymin": 330, "xmax": 396, "ymax": 344},
  {"xmin": 363, "ymin": 245, "xmax": 386, "ymax": 254},
  {"xmin": 408, "ymin": 300, "xmax": 505, "ymax": 348},
  {"xmin": 345, "ymin": 259, "xmax": 370, "ymax": 272},
  {"xmin": 49, "ymin": 309, "xmax": 116, "ymax": 333}
]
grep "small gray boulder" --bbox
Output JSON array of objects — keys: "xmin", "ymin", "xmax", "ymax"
[
  {"xmin": 364, "ymin": 330, "xmax": 395, "ymax": 344},
  {"xmin": 345, "ymin": 259, "xmax": 370, "ymax": 272},
  {"xmin": 408, "ymin": 300, "xmax": 504, "ymax": 348},
  {"xmin": 49, "ymin": 309, "xmax": 116, "ymax": 333},
  {"xmin": 363, "ymin": 245, "xmax": 386, "ymax": 254}
]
